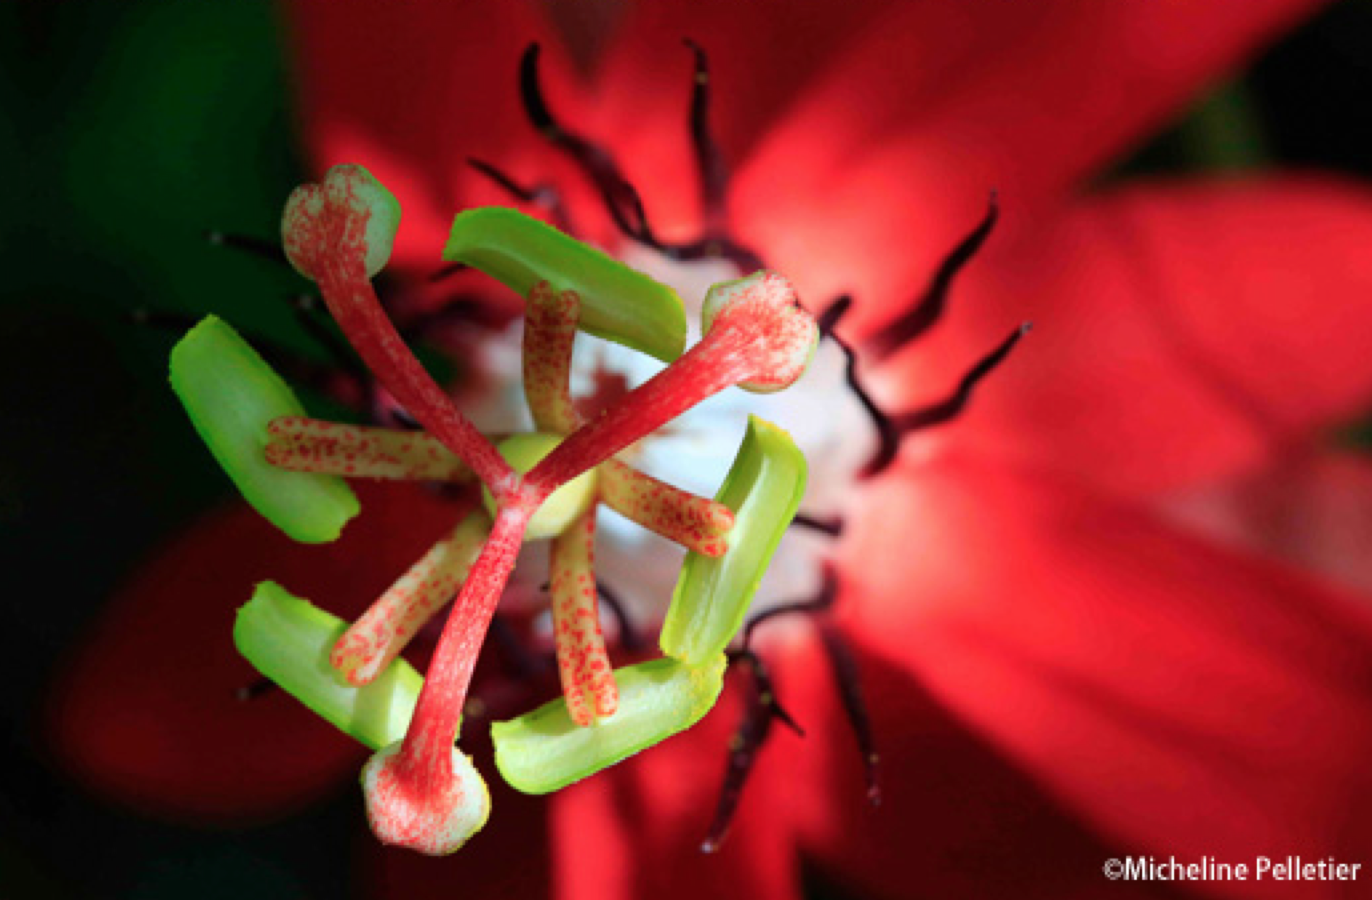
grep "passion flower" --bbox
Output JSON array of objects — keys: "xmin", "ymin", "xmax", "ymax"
[{"xmin": 171, "ymin": 162, "xmax": 818, "ymax": 854}]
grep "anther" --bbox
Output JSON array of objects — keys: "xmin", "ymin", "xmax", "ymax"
[{"xmin": 863, "ymin": 193, "xmax": 999, "ymax": 362}]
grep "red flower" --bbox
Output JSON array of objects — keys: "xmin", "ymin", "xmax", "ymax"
[{"xmin": 48, "ymin": 0, "xmax": 1372, "ymax": 896}]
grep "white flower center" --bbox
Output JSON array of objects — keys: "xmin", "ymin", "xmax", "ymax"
[{"xmin": 472, "ymin": 248, "xmax": 877, "ymax": 635}]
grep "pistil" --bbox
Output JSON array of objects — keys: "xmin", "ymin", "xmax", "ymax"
[
  {"xmin": 363, "ymin": 506, "xmax": 532, "ymax": 854},
  {"xmin": 282, "ymin": 166, "xmax": 516, "ymax": 496}
]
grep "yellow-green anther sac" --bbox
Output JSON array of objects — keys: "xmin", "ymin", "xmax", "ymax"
[
  {"xmin": 234, "ymin": 582, "xmax": 424, "ymax": 750},
  {"xmin": 442, "ymin": 207, "xmax": 686, "ymax": 363},
  {"xmin": 659, "ymin": 416, "xmax": 808, "ymax": 665},
  {"xmin": 169, "ymin": 316, "xmax": 359, "ymax": 543},
  {"xmin": 491, "ymin": 654, "xmax": 726, "ymax": 794}
]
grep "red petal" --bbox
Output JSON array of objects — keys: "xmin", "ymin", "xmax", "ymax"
[
  {"xmin": 734, "ymin": 0, "xmax": 1323, "ymax": 315},
  {"xmin": 769, "ymin": 634, "xmax": 1175, "ymax": 899},
  {"xmin": 548, "ymin": 674, "xmax": 801, "ymax": 900},
  {"xmin": 45, "ymin": 482, "xmax": 458, "ymax": 821},
  {"xmin": 1164, "ymin": 449, "xmax": 1372, "ymax": 595},
  {"xmin": 822, "ymin": 451, "xmax": 1372, "ymax": 888},
  {"xmin": 882, "ymin": 177, "xmax": 1372, "ymax": 496},
  {"xmin": 283, "ymin": 0, "xmax": 573, "ymax": 265},
  {"xmin": 581, "ymin": 0, "xmax": 895, "ymax": 241}
]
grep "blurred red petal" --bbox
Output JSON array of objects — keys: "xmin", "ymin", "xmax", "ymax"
[
  {"xmin": 583, "ymin": 0, "xmax": 894, "ymax": 241},
  {"xmin": 548, "ymin": 674, "xmax": 801, "ymax": 900},
  {"xmin": 46, "ymin": 482, "xmax": 457, "ymax": 820},
  {"xmin": 1165, "ymin": 449, "xmax": 1372, "ymax": 595},
  {"xmin": 735, "ymin": 0, "xmax": 1324, "ymax": 317},
  {"xmin": 880, "ymin": 177, "xmax": 1372, "ymax": 497},
  {"xmin": 770, "ymin": 634, "xmax": 1174, "ymax": 899},
  {"xmin": 828, "ymin": 451, "xmax": 1372, "ymax": 894},
  {"xmin": 284, "ymin": 0, "xmax": 575, "ymax": 260}
]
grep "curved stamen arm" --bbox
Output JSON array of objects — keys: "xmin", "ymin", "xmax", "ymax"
[
  {"xmin": 550, "ymin": 509, "xmax": 617, "ymax": 726},
  {"xmin": 598, "ymin": 460, "xmax": 734, "ymax": 557},
  {"xmin": 522, "ymin": 282, "xmax": 581, "ymax": 434},
  {"xmin": 283, "ymin": 165, "xmax": 515, "ymax": 496},
  {"xmin": 333, "ymin": 509, "xmax": 491, "ymax": 686},
  {"xmin": 266, "ymin": 417, "xmax": 474, "ymax": 483}
]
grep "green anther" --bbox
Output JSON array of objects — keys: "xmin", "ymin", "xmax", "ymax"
[
  {"xmin": 443, "ymin": 207, "xmax": 686, "ymax": 363},
  {"xmin": 491, "ymin": 654, "xmax": 726, "ymax": 794},
  {"xmin": 659, "ymin": 416, "xmax": 808, "ymax": 665},
  {"xmin": 169, "ymin": 316, "xmax": 359, "ymax": 543},
  {"xmin": 234, "ymin": 582, "xmax": 423, "ymax": 750}
]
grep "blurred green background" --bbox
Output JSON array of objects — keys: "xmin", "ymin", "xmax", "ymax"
[{"xmin": 5, "ymin": 1, "xmax": 1372, "ymax": 896}]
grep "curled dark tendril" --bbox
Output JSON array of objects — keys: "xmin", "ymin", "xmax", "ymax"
[
  {"xmin": 235, "ymin": 677, "xmax": 276, "ymax": 702},
  {"xmin": 863, "ymin": 193, "xmax": 1000, "ymax": 362},
  {"xmin": 741, "ymin": 563, "xmax": 839, "ymax": 651},
  {"xmin": 467, "ymin": 157, "xmax": 573, "ymax": 232},
  {"xmin": 684, "ymin": 38, "xmax": 728, "ymax": 223},
  {"xmin": 289, "ymin": 293, "xmax": 372, "ymax": 390},
  {"xmin": 595, "ymin": 581, "xmax": 644, "ymax": 653},
  {"xmin": 818, "ymin": 622, "xmax": 881, "ymax": 805},
  {"xmin": 892, "ymin": 322, "xmax": 1031, "ymax": 435},
  {"xmin": 203, "ymin": 229, "xmax": 290, "ymax": 267},
  {"xmin": 815, "ymin": 295, "xmax": 903, "ymax": 480},
  {"xmin": 520, "ymin": 42, "xmax": 764, "ymax": 272},
  {"xmin": 792, "ymin": 513, "xmax": 844, "ymax": 537},
  {"xmin": 701, "ymin": 650, "xmax": 803, "ymax": 853}
]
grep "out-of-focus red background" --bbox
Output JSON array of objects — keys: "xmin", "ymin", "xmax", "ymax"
[{"xmin": 4, "ymin": 1, "xmax": 1372, "ymax": 897}]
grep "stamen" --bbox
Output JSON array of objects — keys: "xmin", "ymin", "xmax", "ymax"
[
  {"xmin": 521, "ymin": 282, "xmax": 581, "ymax": 434},
  {"xmin": 550, "ymin": 509, "xmax": 618, "ymax": 726},
  {"xmin": 203, "ymin": 229, "xmax": 290, "ymax": 267},
  {"xmin": 818, "ymin": 623, "xmax": 881, "ymax": 805},
  {"xmin": 700, "ymin": 651, "xmax": 801, "ymax": 853},
  {"xmin": 265, "ymin": 417, "xmax": 474, "ymax": 482},
  {"xmin": 891, "ymin": 322, "xmax": 1030, "ymax": 435},
  {"xmin": 529, "ymin": 271, "xmax": 817, "ymax": 491},
  {"xmin": 598, "ymin": 459, "xmax": 734, "ymax": 557},
  {"xmin": 863, "ymin": 193, "xmax": 999, "ymax": 362},
  {"xmin": 332, "ymin": 509, "xmax": 490, "ymax": 686}
]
